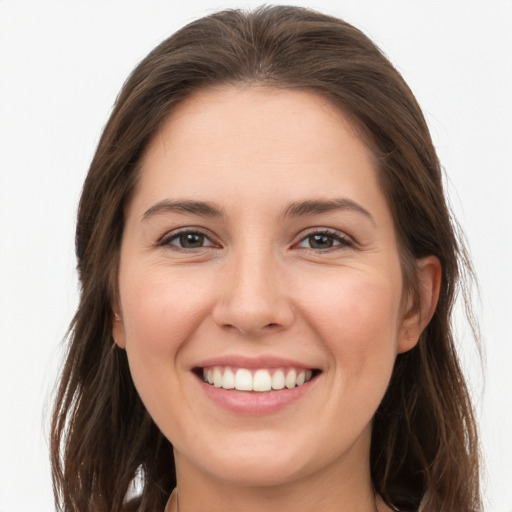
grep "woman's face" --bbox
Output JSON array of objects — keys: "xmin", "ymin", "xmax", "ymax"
[{"xmin": 114, "ymin": 87, "xmax": 420, "ymax": 488}]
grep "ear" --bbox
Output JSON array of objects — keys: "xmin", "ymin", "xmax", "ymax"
[
  {"xmin": 398, "ymin": 255, "xmax": 441, "ymax": 354},
  {"xmin": 112, "ymin": 306, "xmax": 127, "ymax": 349}
]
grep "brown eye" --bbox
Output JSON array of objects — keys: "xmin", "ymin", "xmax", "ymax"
[
  {"xmin": 177, "ymin": 233, "xmax": 206, "ymax": 248},
  {"xmin": 308, "ymin": 234, "xmax": 334, "ymax": 249}
]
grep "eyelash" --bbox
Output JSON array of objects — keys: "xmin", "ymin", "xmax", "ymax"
[
  {"xmin": 158, "ymin": 228, "xmax": 218, "ymax": 251},
  {"xmin": 294, "ymin": 228, "xmax": 354, "ymax": 251},
  {"xmin": 157, "ymin": 227, "xmax": 354, "ymax": 252}
]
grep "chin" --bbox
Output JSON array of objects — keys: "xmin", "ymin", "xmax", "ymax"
[{"xmin": 181, "ymin": 431, "xmax": 342, "ymax": 488}]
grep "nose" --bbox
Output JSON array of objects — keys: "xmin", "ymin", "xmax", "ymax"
[{"xmin": 212, "ymin": 247, "xmax": 295, "ymax": 336}]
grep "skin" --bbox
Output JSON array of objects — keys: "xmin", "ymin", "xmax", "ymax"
[{"xmin": 113, "ymin": 87, "xmax": 440, "ymax": 512}]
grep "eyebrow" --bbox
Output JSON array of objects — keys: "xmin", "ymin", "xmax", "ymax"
[
  {"xmin": 142, "ymin": 197, "xmax": 374, "ymax": 224},
  {"xmin": 142, "ymin": 199, "xmax": 225, "ymax": 220},
  {"xmin": 283, "ymin": 198, "xmax": 375, "ymax": 225}
]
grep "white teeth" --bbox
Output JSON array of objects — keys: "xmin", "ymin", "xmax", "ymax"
[
  {"xmin": 235, "ymin": 368, "xmax": 253, "ymax": 391},
  {"xmin": 213, "ymin": 367, "xmax": 222, "ymax": 387},
  {"xmin": 222, "ymin": 368, "xmax": 235, "ymax": 389},
  {"xmin": 271, "ymin": 370, "xmax": 285, "ymax": 390},
  {"xmin": 285, "ymin": 369, "xmax": 297, "ymax": 389},
  {"xmin": 253, "ymin": 369, "xmax": 272, "ymax": 392},
  {"xmin": 202, "ymin": 366, "xmax": 315, "ymax": 392}
]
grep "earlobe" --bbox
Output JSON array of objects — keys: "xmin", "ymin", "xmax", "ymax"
[
  {"xmin": 112, "ymin": 307, "xmax": 127, "ymax": 349},
  {"xmin": 397, "ymin": 255, "xmax": 441, "ymax": 354}
]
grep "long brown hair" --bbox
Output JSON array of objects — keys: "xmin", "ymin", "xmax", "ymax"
[{"xmin": 51, "ymin": 6, "xmax": 481, "ymax": 511}]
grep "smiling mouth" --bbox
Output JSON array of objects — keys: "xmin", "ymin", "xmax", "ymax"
[{"xmin": 196, "ymin": 366, "xmax": 320, "ymax": 392}]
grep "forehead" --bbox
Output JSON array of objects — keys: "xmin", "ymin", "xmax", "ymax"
[
  {"xmin": 135, "ymin": 86, "xmax": 381, "ymax": 206},
  {"xmin": 145, "ymin": 86, "xmax": 372, "ymax": 161}
]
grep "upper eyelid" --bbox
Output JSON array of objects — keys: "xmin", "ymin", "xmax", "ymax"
[
  {"xmin": 294, "ymin": 227, "xmax": 354, "ymax": 242},
  {"xmin": 291, "ymin": 229, "xmax": 357, "ymax": 253},
  {"xmin": 155, "ymin": 226, "xmax": 354, "ymax": 247},
  {"xmin": 158, "ymin": 227, "xmax": 219, "ymax": 246}
]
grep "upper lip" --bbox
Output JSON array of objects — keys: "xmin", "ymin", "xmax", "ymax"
[{"xmin": 193, "ymin": 355, "xmax": 319, "ymax": 370}]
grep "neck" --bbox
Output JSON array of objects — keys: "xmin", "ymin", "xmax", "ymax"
[{"xmin": 166, "ymin": 488, "xmax": 382, "ymax": 512}]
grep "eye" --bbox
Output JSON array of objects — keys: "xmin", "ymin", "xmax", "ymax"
[
  {"xmin": 296, "ymin": 230, "xmax": 353, "ymax": 250},
  {"xmin": 160, "ymin": 230, "xmax": 217, "ymax": 250}
]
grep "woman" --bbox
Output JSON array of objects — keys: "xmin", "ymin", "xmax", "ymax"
[{"xmin": 50, "ymin": 6, "xmax": 481, "ymax": 512}]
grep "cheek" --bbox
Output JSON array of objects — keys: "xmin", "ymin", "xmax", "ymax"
[
  {"xmin": 117, "ymin": 267, "xmax": 214, "ymax": 417},
  {"xmin": 120, "ymin": 267, "xmax": 211, "ymax": 354},
  {"xmin": 117, "ymin": 267, "xmax": 213, "ymax": 433},
  {"xmin": 299, "ymin": 270, "xmax": 403, "ymax": 378}
]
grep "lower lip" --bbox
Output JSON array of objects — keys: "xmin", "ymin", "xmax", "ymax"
[{"xmin": 197, "ymin": 376, "xmax": 317, "ymax": 415}]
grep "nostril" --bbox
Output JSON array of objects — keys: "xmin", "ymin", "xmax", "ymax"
[{"xmin": 223, "ymin": 323, "xmax": 278, "ymax": 335}]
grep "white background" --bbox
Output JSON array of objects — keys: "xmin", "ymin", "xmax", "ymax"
[{"xmin": 0, "ymin": 1, "xmax": 511, "ymax": 511}]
